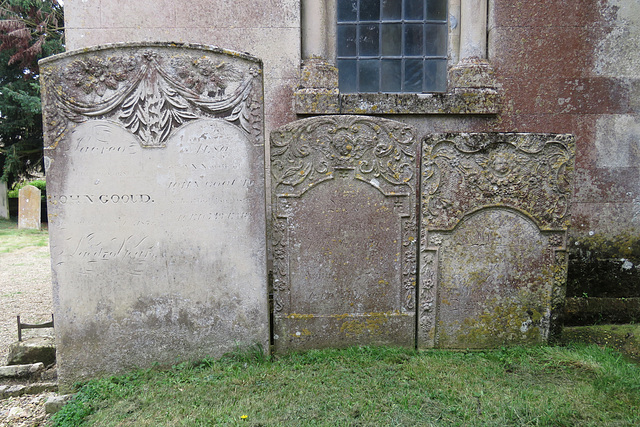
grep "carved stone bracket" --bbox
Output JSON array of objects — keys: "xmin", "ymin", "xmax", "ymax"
[{"xmin": 40, "ymin": 43, "xmax": 263, "ymax": 150}]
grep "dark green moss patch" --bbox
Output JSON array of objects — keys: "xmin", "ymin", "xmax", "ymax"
[{"xmin": 567, "ymin": 232, "xmax": 640, "ymax": 298}]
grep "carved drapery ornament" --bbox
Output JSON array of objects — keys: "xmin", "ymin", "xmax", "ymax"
[{"xmin": 40, "ymin": 43, "xmax": 263, "ymax": 149}]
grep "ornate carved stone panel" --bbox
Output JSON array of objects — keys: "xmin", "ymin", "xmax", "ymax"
[
  {"xmin": 271, "ymin": 116, "xmax": 418, "ymax": 351},
  {"xmin": 40, "ymin": 43, "xmax": 268, "ymax": 389},
  {"xmin": 419, "ymin": 133, "xmax": 575, "ymax": 349}
]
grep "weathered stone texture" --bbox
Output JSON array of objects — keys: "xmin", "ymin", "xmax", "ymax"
[
  {"xmin": 7, "ymin": 337, "xmax": 55, "ymax": 366},
  {"xmin": 40, "ymin": 44, "xmax": 268, "ymax": 389},
  {"xmin": 17, "ymin": 185, "xmax": 41, "ymax": 230},
  {"xmin": 271, "ymin": 116, "xmax": 418, "ymax": 351},
  {"xmin": 420, "ymin": 133, "xmax": 575, "ymax": 348},
  {"xmin": 0, "ymin": 181, "xmax": 8, "ymax": 220},
  {"xmin": 488, "ymin": 0, "xmax": 640, "ymax": 289}
]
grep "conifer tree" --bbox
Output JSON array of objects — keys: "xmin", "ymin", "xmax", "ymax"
[{"xmin": 0, "ymin": 0, "xmax": 63, "ymax": 187}]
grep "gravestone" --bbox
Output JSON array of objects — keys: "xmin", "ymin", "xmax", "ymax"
[
  {"xmin": 18, "ymin": 185, "xmax": 41, "ymax": 230},
  {"xmin": 0, "ymin": 181, "xmax": 8, "ymax": 219},
  {"xmin": 419, "ymin": 133, "xmax": 575, "ymax": 348},
  {"xmin": 40, "ymin": 43, "xmax": 268, "ymax": 388},
  {"xmin": 271, "ymin": 116, "xmax": 418, "ymax": 351}
]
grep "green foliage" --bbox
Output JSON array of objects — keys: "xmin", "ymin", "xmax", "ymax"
[
  {"xmin": 0, "ymin": 0, "xmax": 64, "ymax": 187},
  {"xmin": 50, "ymin": 345, "xmax": 640, "ymax": 426},
  {"xmin": 6, "ymin": 177, "xmax": 45, "ymax": 197}
]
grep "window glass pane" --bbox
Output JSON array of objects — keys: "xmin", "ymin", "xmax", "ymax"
[
  {"xmin": 359, "ymin": 59, "xmax": 380, "ymax": 92},
  {"xmin": 404, "ymin": 0, "xmax": 424, "ymax": 20},
  {"xmin": 381, "ymin": 23, "xmax": 402, "ymax": 56},
  {"xmin": 360, "ymin": 0, "xmax": 380, "ymax": 21},
  {"xmin": 425, "ymin": 23, "xmax": 447, "ymax": 56},
  {"xmin": 381, "ymin": 60, "xmax": 402, "ymax": 92},
  {"xmin": 338, "ymin": 59, "xmax": 357, "ymax": 93},
  {"xmin": 337, "ymin": 0, "xmax": 448, "ymax": 93},
  {"xmin": 424, "ymin": 59, "xmax": 447, "ymax": 92},
  {"xmin": 404, "ymin": 24, "xmax": 423, "ymax": 56},
  {"xmin": 382, "ymin": 0, "xmax": 401, "ymax": 19},
  {"xmin": 404, "ymin": 59, "xmax": 423, "ymax": 92},
  {"xmin": 427, "ymin": 0, "xmax": 447, "ymax": 20},
  {"xmin": 338, "ymin": 0, "xmax": 358, "ymax": 22},
  {"xmin": 337, "ymin": 25, "xmax": 357, "ymax": 57},
  {"xmin": 359, "ymin": 24, "xmax": 380, "ymax": 56}
]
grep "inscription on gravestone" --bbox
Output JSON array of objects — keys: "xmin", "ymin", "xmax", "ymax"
[
  {"xmin": 40, "ymin": 43, "xmax": 268, "ymax": 388},
  {"xmin": 419, "ymin": 133, "xmax": 575, "ymax": 348},
  {"xmin": 0, "ymin": 181, "xmax": 8, "ymax": 220},
  {"xmin": 271, "ymin": 116, "xmax": 418, "ymax": 351},
  {"xmin": 18, "ymin": 185, "xmax": 41, "ymax": 230}
]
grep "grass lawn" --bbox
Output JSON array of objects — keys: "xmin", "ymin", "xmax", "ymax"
[
  {"xmin": 0, "ymin": 218, "xmax": 48, "ymax": 253},
  {"xmin": 52, "ymin": 344, "xmax": 640, "ymax": 426}
]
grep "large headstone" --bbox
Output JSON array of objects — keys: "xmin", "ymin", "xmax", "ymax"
[
  {"xmin": 40, "ymin": 43, "xmax": 268, "ymax": 388},
  {"xmin": 271, "ymin": 116, "xmax": 418, "ymax": 351},
  {"xmin": 419, "ymin": 133, "xmax": 575, "ymax": 348},
  {"xmin": 18, "ymin": 185, "xmax": 41, "ymax": 230},
  {"xmin": 0, "ymin": 181, "xmax": 8, "ymax": 219}
]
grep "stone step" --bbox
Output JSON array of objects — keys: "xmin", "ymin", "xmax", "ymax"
[
  {"xmin": 0, "ymin": 363, "xmax": 44, "ymax": 379},
  {"xmin": 0, "ymin": 383, "xmax": 58, "ymax": 399}
]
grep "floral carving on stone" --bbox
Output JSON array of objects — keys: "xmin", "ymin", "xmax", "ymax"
[
  {"xmin": 270, "ymin": 116, "xmax": 418, "ymax": 347},
  {"xmin": 271, "ymin": 116, "xmax": 416, "ymax": 196},
  {"xmin": 40, "ymin": 43, "xmax": 263, "ymax": 149},
  {"xmin": 419, "ymin": 133, "xmax": 576, "ymax": 349},
  {"xmin": 422, "ymin": 133, "xmax": 575, "ymax": 231}
]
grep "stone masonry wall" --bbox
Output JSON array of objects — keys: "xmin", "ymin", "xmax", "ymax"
[{"xmin": 487, "ymin": 0, "xmax": 640, "ymax": 295}]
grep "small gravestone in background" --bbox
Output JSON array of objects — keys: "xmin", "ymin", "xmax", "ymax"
[
  {"xmin": 271, "ymin": 116, "xmax": 418, "ymax": 351},
  {"xmin": 419, "ymin": 133, "xmax": 575, "ymax": 348},
  {"xmin": 0, "ymin": 181, "xmax": 8, "ymax": 219},
  {"xmin": 40, "ymin": 43, "xmax": 268, "ymax": 389},
  {"xmin": 18, "ymin": 185, "xmax": 41, "ymax": 230}
]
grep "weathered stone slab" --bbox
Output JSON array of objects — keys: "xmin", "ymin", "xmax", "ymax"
[
  {"xmin": 18, "ymin": 185, "xmax": 40, "ymax": 230},
  {"xmin": 271, "ymin": 116, "xmax": 418, "ymax": 351},
  {"xmin": 40, "ymin": 43, "xmax": 268, "ymax": 388},
  {"xmin": 419, "ymin": 133, "xmax": 575, "ymax": 348},
  {"xmin": 7, "ymin": 337, "xmax": 55, "ymax": 366},
  {"xmin": 0, "ymin": 181, "xmax": 8, "ymax": 219},
  {"xmin": 0, "ymin": 363, "xmax": 44, "ymax": 379}
]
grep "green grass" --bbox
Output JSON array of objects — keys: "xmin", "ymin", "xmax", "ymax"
[
  {"xmin": 51, "ymin": 344, "xmax": 640, "ymax": 426},
  {"xmin": 563, "ymin": 324, "xmax": 640, "ymax": 362},
  {"xmin": 0, "ymin": 218, "xmax": 48, "ymax": 253}
]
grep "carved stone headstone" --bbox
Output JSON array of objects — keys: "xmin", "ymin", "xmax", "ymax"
[
  {"xmin": 0, "ymin": 181, "xmax": 8, "ymax": 220},
  {"xmin": 271, "ymin": 116, "xmax": 418, "ymax": 351},
  {"xmin": 40, "ymin": 43, "xmax": 268, "ymax": 388},
  {"xmin": 18, "ymin": 185, "xmax": 41, "ymax": 230},
  {"xmin": 419, "ymin": 133, "xmax": 575, "ymax": 348}
]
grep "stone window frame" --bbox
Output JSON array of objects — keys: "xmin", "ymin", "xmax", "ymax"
[{"xmin": 295, "ymin": 0, "xmax": 502, "ymax": 115}]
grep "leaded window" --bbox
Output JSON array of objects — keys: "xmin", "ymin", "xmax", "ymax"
[{"xmin": 337, "ymin": 0, "xmax": 448, "ymax": 93}]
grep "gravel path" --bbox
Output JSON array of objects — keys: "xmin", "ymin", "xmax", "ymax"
[
  {"xmin": 0, "ymin": 240, "xmax": 55, "ymax": 426},
  {"xmin": 0, "ymin": 246, "xmax": 53, "ymax": 365}
]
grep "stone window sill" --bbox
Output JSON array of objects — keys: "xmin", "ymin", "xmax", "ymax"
[{"xmin": 293, "ymin": 88, "xmax": 502, "ymax": 115}]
